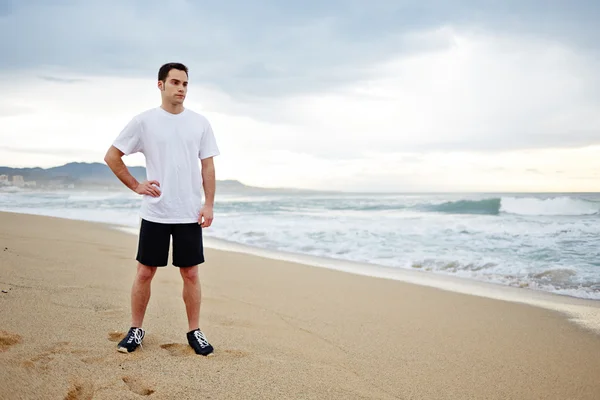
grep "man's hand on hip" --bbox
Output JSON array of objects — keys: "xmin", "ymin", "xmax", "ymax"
[{"xmin": 135, "ymin": 180, "xmax": 161, "ymax": 197}]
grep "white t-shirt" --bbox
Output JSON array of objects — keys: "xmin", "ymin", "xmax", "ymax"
[{"xmin": 112, "ymin": 107, "xmax": 220, "ymax": 224}]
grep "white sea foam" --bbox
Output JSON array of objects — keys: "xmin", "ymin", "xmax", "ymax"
[
  {"xmin": 500, "ymin": 196, "xmax": 599, "ymax": 216},
  {"xmin": 1, "ymin": 190, "xmax": 599, "ymax": 303}
]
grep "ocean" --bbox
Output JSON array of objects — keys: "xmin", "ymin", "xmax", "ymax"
[{"xmin": 1, "ymin": 188, "xmax": 599, "ymax": 300}]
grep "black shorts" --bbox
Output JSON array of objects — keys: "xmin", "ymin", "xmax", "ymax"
[{"xmin": 136, "ymin": 219, "xmax": 205, "ymax": 267}]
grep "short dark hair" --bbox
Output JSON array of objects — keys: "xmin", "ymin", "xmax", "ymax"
[{"xmin": 158, "ymin": 62, "xmax": 188, "ymax": 81}]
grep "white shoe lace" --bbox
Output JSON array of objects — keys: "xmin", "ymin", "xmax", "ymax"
[
  {"xmin": 194, "ymin": 330, "xmax": 209, "ymax": 348},
  {"xmin": 127, "ymin": 328, "xmax": 144, "ymax": 348}
]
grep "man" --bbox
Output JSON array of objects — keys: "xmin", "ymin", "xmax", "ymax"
[{"xmin": 104, "ymin": 62, "xmax": 219, "ymax": 356}]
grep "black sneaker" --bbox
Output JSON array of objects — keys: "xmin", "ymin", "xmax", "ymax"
[
  {"xmin": 117, "ymin": 327, "xmax": 145, "ymax": 353},
  {"xmin": 187, "ymin": 329, "xmax": 214, "ymax": 356}
]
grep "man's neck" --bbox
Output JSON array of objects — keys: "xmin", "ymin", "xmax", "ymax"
[{"xmin": 160, "ymin": 103, "xmax": 185, "ymax": 115}]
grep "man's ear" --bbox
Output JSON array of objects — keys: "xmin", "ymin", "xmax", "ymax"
[{"xmin": 157, "ymin": 80, "xmax": 164, "ymax": 90}]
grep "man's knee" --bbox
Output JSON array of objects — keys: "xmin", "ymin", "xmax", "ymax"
[
  {"xmin": 180, "ymin": 265, "xmax": 199, "ymax": 282},
  {"xmin": 136, "ymin": 263, "xmax": 157, "ymax": 283}
]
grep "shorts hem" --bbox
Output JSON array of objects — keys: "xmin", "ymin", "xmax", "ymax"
[
  {"xmin": 136, "ymin": 256, "xmax": 168, "ymax": 267},
  {"xmin": 173, "ymin": 259, "xmax": 205, "ymax": 268}
]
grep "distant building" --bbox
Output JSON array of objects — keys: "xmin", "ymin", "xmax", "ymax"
[
  {"xmin": 12, "ymin": 175, "xmax": 24, "ymax": 187},
  {"xmin": 0, "ymin": 175, "xmax": 7, "ymax": 185}
]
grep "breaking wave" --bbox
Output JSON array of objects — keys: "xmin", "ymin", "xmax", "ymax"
[
  {"xmin": 499, "ymin": 196, "xmax": 599, "ymax": 216},
  {"xmin": 424, "ymin": 198, "xmax": 501, "ymax": 215},
  {"xmin": 426, "ymin": 196, "xmax": 599, "ymax": 216}
]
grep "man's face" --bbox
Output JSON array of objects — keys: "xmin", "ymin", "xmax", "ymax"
[{"xmin": 159, "ymin": 69, "xmax": 188, "ymax": 103}]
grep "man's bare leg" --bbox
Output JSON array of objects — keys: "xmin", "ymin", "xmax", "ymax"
[
  {"xmin": 131, "ymin": 262, "xmax": 157, "ymax": 327},
  {"xmin": 181, "ymin": 265, "xmax": 213, "ymax": 355},
  {"xmin": 180, "ymin": 265, "xmax": 201, "ymax": 331},
  {"xmin": 117, "ymin": 263, "xmax": 157, "ymax": 353}
]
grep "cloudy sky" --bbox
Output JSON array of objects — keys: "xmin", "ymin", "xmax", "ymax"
[{"xmin": 1, "ymin": 1, "xmax": 599, "ymax": 192}]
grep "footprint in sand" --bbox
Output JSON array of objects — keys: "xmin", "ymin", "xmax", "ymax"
[
  {"xmin": 22, "ymin": 342, "xmax": 97, "ymax": 371},
  {"xmin": 0, "ymin": 330, "xmax": 22, "ymax": 352},
  {"xmin": 22, "ymin": 342, "xmax": 69, "ymax": 371},
  {"xmin": 122, "ymin": 376, "xmax": 155, "ymax": 396},
  {"xmin": 108, "ymin": 331, "xmax": 125, "ymax": 342},
  {"xmin": 64, "ymin": 380, "xmax": 95, "ymax": 400},
  {"xmin": 22, "ymin": 353, "xmax": 54, "ymax": 371}
]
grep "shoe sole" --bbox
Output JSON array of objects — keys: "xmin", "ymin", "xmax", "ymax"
[
  {"xmin": 118, "ymin": 346, "xmax": 213, "ymax": 356},
  {"xmin": 193, "ymin": 348, "xmax": 215, "ymax": 357},
  {"xmin": 117, "ymin": 347, "xmax": 132, "ymax": 353}
]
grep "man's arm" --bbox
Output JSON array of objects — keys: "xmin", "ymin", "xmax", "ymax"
[
  {"xmin": 198, "ymin": 157, "xmax": 216, "ymax": 227},
  {"xmin": 104, "ymin": 146, "xmax": 160, "ymax": 197},
  {"xmin": 201, "ymin": 156, "xmax": 216, "ymax": 207}
]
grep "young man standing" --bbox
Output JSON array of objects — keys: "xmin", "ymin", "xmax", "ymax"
[{"xmin": 104, "ymin": 62, "xmax": 219, "ymax": 356}]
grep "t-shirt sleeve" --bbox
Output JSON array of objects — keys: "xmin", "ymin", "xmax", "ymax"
[
  {"xmin": 199, "ymin": 120, "xmax": 220, "ymax": 160},
  {"xmin": 112, "ymin": 117, "xmax": 143, "ymax": 155}
]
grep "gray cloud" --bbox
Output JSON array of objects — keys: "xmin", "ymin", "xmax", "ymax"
[
  {"xmin": 38, "ymin": 75, "xmax": 86, "ymax": 84},
  {"xmin": 0, "ymin": 2, "xmax": 11, "ymax": 17},
  {"xmin": 1, "ymin": 0, "xmax": 598, "ymax": 99},
  {"xmin": 2, "ymin": 0, "xmax": 599, "ymax": 159}
]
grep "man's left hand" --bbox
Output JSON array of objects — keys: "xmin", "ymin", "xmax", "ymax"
[{"xmin": 198, "ymin": 205, "xmax": 214, "ymax": 228}]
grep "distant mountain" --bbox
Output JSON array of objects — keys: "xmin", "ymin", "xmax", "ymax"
[
  {"xmin": 0, "ymin": 162, "xmax": 317, "ymax": 193},
  {"xmin": 46, "ymin": 162, "xmax": 147, "ymax": 182},
  {"xmin": 0, "ymin": 162, "xmax": 147, "ymax": 188}
]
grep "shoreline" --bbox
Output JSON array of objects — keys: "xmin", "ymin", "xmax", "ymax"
[
  {"xmin": 2, "ymin": 206, "xmax": 598, "ymax": 302},
  {"xmin": 0, "ymin": 208, "xmax": 598, "ymax": 334},
  {"xmin": 114, "ymin": 225, "xmax": 600, "ymax": 336}
]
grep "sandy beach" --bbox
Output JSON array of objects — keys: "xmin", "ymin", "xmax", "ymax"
[{"xmin": 1, "ymin": 211, "xmax": 599, "ymax": 400}]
